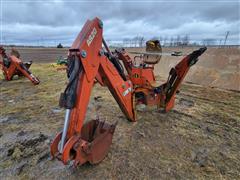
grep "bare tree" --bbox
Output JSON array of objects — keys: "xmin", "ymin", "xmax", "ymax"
[
  {"xmin": 57, "ymin": 43, "xmax": 63, "ymax": 48},
  {"xmin": 132, "ymin": 36, "xmax": 139, "ymax": 47},
  {"xmin": 182, "ymin": 34, "xmax": 190, "ymax": 46},
  {"xmin": 174, "ymin": 35, "xmax": 181, "ymax": 46},
  {"xmin": 123, "ymin": 38, "xmax": 130, "ymax": 47},
  {"xmin": 169, "ymin": 37, "xmax": 174, "ymax": 47},
  {"xmin": 163, "ymin": 36, "xmax": 168, "ymax": 46},
  {"xmin": 138, "ymin": 36, "xmax": 145, "ymax": 47}
]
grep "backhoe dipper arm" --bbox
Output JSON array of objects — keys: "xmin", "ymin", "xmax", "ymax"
[
  {"xmin": 51, "ymin": 17, "xmax": 135, "ymax": 165},
  {"xmin": 162, "ymin": 47, "xmax": 207, "ymax": 111},
  {"xmin": 61, "ymin": 18, "xmax": 135, "ymax": 137}
]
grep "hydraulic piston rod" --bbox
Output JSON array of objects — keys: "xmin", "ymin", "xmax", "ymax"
[{"xmin": 60, "ymin": 109, "xmax": 71, "ymax": 153}]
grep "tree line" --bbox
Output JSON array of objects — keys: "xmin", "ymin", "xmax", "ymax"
[{"xmin": 120, "ymin": 35, "xmax": 229, "ymax": 47}]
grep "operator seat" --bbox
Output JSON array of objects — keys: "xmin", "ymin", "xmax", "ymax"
[{"xmin": 143, "ymin": 40, "xmax": 162, "ymax": 65}]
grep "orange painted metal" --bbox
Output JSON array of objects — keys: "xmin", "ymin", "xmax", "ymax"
[
  {"xmin": 130, "ymin": 67, "xmax": 155, "ymax": 86},
  {"xmin": 51, "ymin": 17, "xmax": 135, "ymax": 166},
  {"xmin": 115, "ymin": 47, "xmax": 206, "ymax": 111},
  {"xmin": 0, "ymin": 47, "xmax": 40, "ymax": 85},
  {"xmin": 51, "ymin": 17, "xmax": 206, "ymax": 167}
]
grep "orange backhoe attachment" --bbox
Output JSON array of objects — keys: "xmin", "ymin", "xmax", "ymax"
[
  {"xmin": 51, "ymin": 18, "xmax": 135, "ymax": 166},
  {"xmin": 0, "ymin": 47, "xmax": 40, "ymax": 85},
  {"xmin": 115, "ymin": 43, "xmax": 206, "ymax": 111},
  {"xmin": 51, "ymin": 17, "xmax": 207, "ymax": 167}
]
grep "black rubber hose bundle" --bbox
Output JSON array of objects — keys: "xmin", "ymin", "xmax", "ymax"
[
  {"xmin": 105, "ymin": 52, "xmax": 126, "ymax": 81},
  {"xmin": 59, "ymin": 55, "xmax": 82, "ymax": 109}
]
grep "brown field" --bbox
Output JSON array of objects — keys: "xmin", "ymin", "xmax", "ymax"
[
  {"xmin": 5, "ymin": 46, "xmax": 240, "ymax": 91},
  {"xmin": 0, "ymin": 47, "xmax": 240, "ymax": 179},
  {"xmin": 4, "ymin": 47, "xmax": 68, "ymax": 63}
]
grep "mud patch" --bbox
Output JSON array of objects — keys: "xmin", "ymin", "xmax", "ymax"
[
  {"xmin": 179, "ymin": 98, "xmax": 195, "ymax": 108},
  {"xmin": 191, "ymin": 148, "xmax": 210, "ymax": 167},
  {"xmin": 0, "ymin": 116, "xmax": 26, "ymax": 124},
  {"xmin": 0, "ymin": 132, "xmax": 50, "ymax": 176}
]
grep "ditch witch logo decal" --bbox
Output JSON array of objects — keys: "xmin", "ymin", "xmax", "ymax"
[{"xmin": 87, "ymin": 27, "xmax": 97, "ymax": 46}]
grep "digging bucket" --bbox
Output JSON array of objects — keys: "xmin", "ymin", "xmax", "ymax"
[
  {"xmin": 76, "ymin": 119, "xmax": 117, "ymax": 164},
  {"xmin": 51, "ymin": 119, "xmax": 117, "ymax": 166}
]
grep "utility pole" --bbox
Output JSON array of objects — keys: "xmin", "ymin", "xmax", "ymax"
[
  {"xmin": 223, "ymin": 31, "xmax": 230, "ymax": 46},
  {"xmin": 219, "ymin": 39, "xmax": 222, "ymax": 48}
]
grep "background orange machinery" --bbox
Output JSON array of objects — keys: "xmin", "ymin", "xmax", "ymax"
[{"xmin": 0, "ymin": 47, "xmax": 40, "ymax": 85}]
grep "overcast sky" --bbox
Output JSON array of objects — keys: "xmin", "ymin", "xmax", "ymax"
[{"xmin": 1, "ymin": 0, "xmax": 239, "ymax": 46}]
